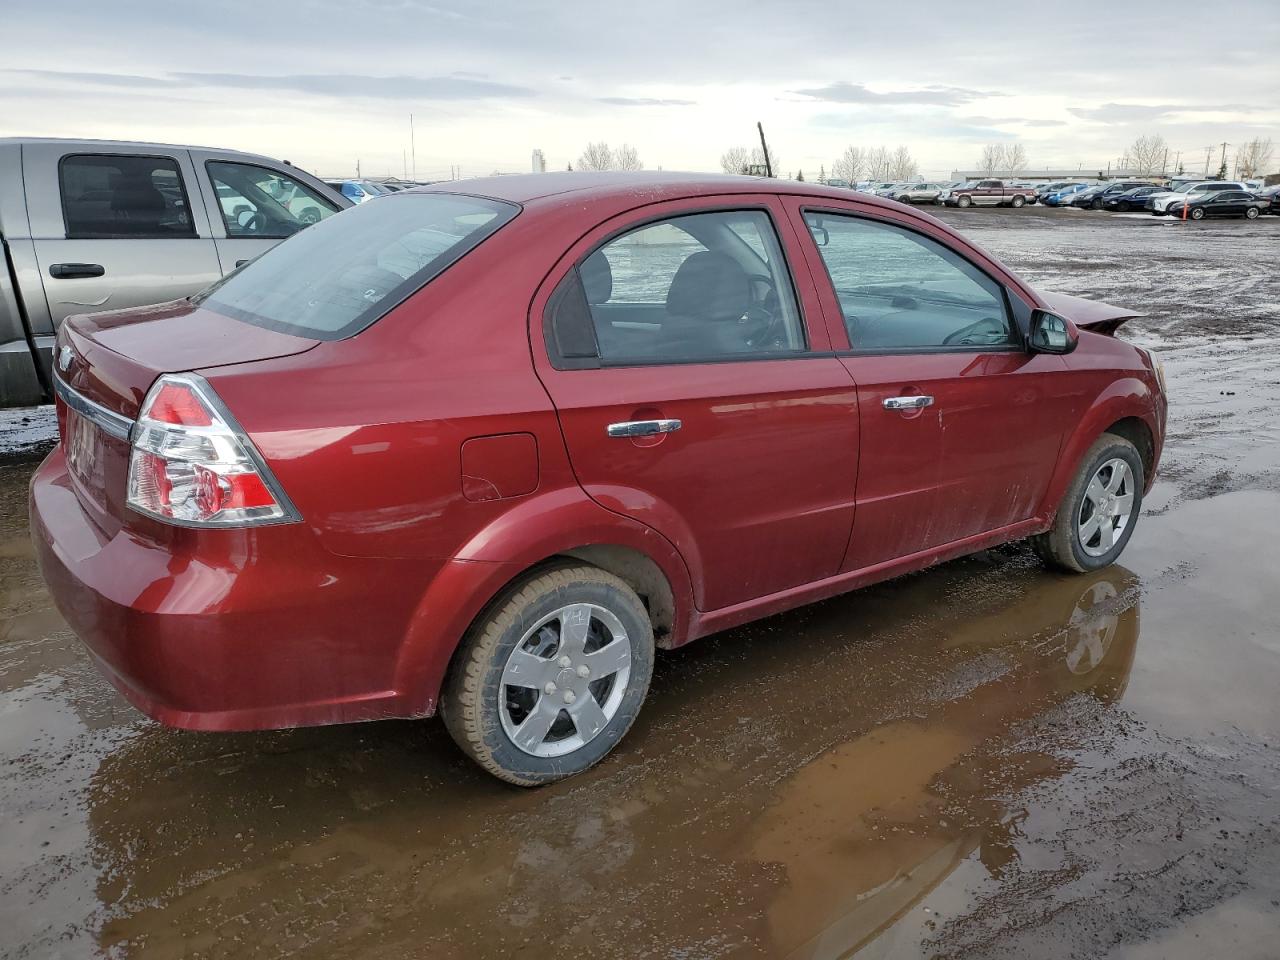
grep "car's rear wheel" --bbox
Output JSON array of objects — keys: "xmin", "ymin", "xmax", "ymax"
[
  {"xmin": 1033, "ymin": 433, "xmax": 1144, "ymax": 574},
  {"xmin": 1190, "ymin": 207, "xmax": 1206, "ymax": 220},
  {"xmin": 958, "ymin": 195, "xmax": 972, "ymax": 208},
  {"xmin": 1245, "ymin": 207, "xmax": 1260, "ymax": 220},
  {"xmin": 441, "ymin": 565, "xmax": 654, "ymax": 786},
  {"xmin": 1011, "ymin": 195, "xmax": 1026, "ymax": 208}
]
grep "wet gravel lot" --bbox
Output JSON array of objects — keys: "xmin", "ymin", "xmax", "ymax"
[{"xmin": 2, "ymin": 206, "xmax": 1279, "ymax": 959}]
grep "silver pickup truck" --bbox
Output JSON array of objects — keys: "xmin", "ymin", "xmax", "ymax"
[{"xmin": 0, "ymin": 138, "xmax": 350, "ymax": 406}]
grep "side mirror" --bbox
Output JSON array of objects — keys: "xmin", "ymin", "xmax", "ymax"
[
  {"xmin": 808, "ymin": 222, "xmax": 830, "ymax": 246},
  {"xmin": 1029, "ymin": 310, "xmax": 1078, "ymax": 354}
]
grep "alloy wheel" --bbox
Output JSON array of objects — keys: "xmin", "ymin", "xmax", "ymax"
[
  {"xmin": 1077, "ymin": 458, "xmax": 1135, "ymax": 558},
  {"xmin": 499, "ymin": 603, "xmax": 632, "ymax": 757}
]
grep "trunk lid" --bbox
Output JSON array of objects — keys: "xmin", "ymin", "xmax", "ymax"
[
  {"xmin": 1039, "ymin": 292, "xmax": 1144, "ymax": 336},
  {"xmin": 54, "ymin": 299, "xmax": 317, "ymax": 535}
]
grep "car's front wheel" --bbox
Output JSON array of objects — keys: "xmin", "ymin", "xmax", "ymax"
[
  {"xmin": 1033, "ymin": 433, "xmax": 1144, "ymax": 573},
  {"xmin": 441, "ymin": 565, "xmax": 654, "ymax": 786},
  {"xmin": 1190, "ymin": 207, "xmax": 1206, "ymax": 220},
  {"xmin": 958, "ymin": 195, "xmax": 973, "ymax": 208}
]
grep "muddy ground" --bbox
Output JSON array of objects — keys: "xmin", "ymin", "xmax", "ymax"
[{"xmin": 2, "ymin": 207, "xmax": 1279, "ymax": 959}]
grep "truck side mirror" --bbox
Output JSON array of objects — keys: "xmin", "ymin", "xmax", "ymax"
[{"xmin": 1029, "ymin": 311, "xmax": 1078, "ymax": 354}]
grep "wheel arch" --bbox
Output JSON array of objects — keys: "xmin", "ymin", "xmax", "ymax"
[
  {"xmin": 392, "ymin": 487, "xmax": 697, "ymax": 716},
  {"xmin": 1039, "ymin": 384, "xmax": 1160, "ymax": 523}
]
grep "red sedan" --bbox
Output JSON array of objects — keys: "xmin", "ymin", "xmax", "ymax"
[{"xmin": 31, "ymin": 173, "xmax": 1167, "ymax": 785}]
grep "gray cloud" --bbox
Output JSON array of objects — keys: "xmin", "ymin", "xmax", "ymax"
[
  {"xmin": 170, "ymin": 72, "xmax": 537, "ymax": 101},
  {"xmin": 1068, "ymin": 102, "xmax": 1256, "ymax": 123},
  {"xmin": 963, "ymin": 115, "xmax": 1069, "ymax": 128},
  {"xmin": 3, "ymin": 68, "xmax": 535, "ymax": 101},
  {"xmin": 792, "ymin": 81, "xmax": 994, "ymax": 106},
  {"xmin": 597, "ymin": 97, "xmax": 695, "ymax": 107}
]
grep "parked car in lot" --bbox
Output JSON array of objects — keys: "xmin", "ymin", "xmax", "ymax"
[
  {"xmin": 32, "ymin": 172, "xmax": 1167, "ymax": 785},
  {"xmin": 1102, "ymin": 185, "xmax": 1166, "ymax": 212},
  {"xmin": 1070, "ymin": 181, "xmax": 1159, "ymax": 210},
  {"xmin": 1166, "ymin": 190, "xmax": 1268, "ymax": 220},
  {"xmin": 1259, "ymin": 184, "xmax": 1280, "ymax": 215},
  {"xmin": 870, "ymin": 181, "xmax": 904, "ymax": 198},
  {"xmin": 890, "ymin": 182, "xmax": 947, "ymax": 204},
  {"xmin": 1041, "ymin": 183, "xmax": 1092, "ymax": 207},
  {"xmin": 942, "ymin": 179, "xmax": 1038, "ymax": 208},
  {"xmin": 0, "ymin": 138, "xmax": 350, "ymax": 407},
  {"xmin": 325, "ymin": 179, "xmax": 390, "ymax": 203},
  {"xmin": 1147, "ymin": 181, "xmax": 1250, "ymax": 215}
]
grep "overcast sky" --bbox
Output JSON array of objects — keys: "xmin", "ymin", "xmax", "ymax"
[{"xmin": 2, "ymin": 0, "xmax": 1277, "ymax": 180}]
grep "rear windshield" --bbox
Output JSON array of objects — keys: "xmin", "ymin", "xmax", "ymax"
[{"xmin": 194, "ymin": 193, "xmax": 518, "ymax": 339}]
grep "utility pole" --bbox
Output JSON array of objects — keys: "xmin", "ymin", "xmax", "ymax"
[
  {"xmin": 410, "ymin": 114, "xmax": 416, "ymax": 180},
  {"xmin": 757, "ymin": 122, "xmax": 773, "ymax": 178}
]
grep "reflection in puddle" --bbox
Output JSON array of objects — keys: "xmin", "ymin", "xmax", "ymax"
[{"xmin": 76, "ymin": 560, "xmax": 1139, "ymax": 959}]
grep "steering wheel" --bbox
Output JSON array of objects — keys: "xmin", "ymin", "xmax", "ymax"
[
  {"xmin": 942, "ymin": 316, "xmax": 1006, "ymax": 346},
  {"xmin": 235, "ymin": 209, "xmax": 267, "ymax": 235},
  {"xmin": 741, "ymin": 273, "xmax": 788, "ymax": 348}
]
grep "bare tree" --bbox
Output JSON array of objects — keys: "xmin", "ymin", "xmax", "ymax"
[
  {"xmin": 577, "ymin": 141, "xmax": 614, "ymax": 172},
  {"xmin": 720, "ymin": 145, "xmax": 778, "ymax": 176},
  {"xmin": 614, "ymin": 143, "xmax": 642, "ymax": 171},
  {"xmin": 720, "ymin": 146, "xmax": 751, "ymax": 175},
  {"xmin": 979, "ymin": 143, "xmax": 1006, "ymax": 176},
  {"xmin": 889, "ymin": 145, "xmax": 919, "ymax": 180},
  {"xmin": 865, "ymin": 146, "xmax": 892, "ymax": 180},
  {"xmin": 1004, "ymin": 143, "xmax": 1028, "ymax": 176},
  {"xmin": 1123, "ymin": 134, "xmax": 1167, "ymax": 175},
  {"xmin": 832, "ymin": 145, "xmax": 864, "ymax": 185},
  {"xmin": 1236, "ymin": 137, "xmax": 1274, "ymax": 179}
]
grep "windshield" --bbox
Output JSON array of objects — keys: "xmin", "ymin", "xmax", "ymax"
[{"xmin": 194, "ymin": 193, "xmax": 519, "ymax": 339}]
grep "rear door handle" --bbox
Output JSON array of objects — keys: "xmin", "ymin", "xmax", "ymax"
[
  {"xmin": 607, "ymin": 419, "xmax": 682, "ymax": 438},
  {"xmin": 883, "ymin": 395, "xmax": 934, "ymax": 410},
  {"xmin": 48, "ymin": 263, "xmax": 105, "ymax": 279}
]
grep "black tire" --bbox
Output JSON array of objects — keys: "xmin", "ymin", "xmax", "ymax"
[
  {"xmin": 441, "ymin": 565, "xmax": 655, "ymax": 786},
  {"xmin": 1090, "ymin": 197, "xmax": 1103, "ymax": 210},
  {"xmin": 1011, "ymin": 195, "xmax": 1026, "ymax": 208},
  {"xmin": 1116, "ymin": 201, "xmax": 1130, "ymax": 212},
  {"xmin": 1245, "ymin": 207, "xmax": 1260, "ymax": 220},
  {"xmin": 1190, "ymin": 207, "xmax": 1205, "ymax": 220},
  {"xmin": 958, "ymin": 195, "xmax": 973, "ymax": 208},
  {"xmin": 1033, "ymin": 433, "xmax": 1145, "ymax": 574}
]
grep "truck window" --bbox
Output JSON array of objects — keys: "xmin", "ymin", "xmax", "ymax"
[
  {"xmin": 59, "ymin": 154, "xmax": 196, "ymax": 239},
  {"xmin": 205, "ymin": 161, "xmax": 340, "ymax": 239}
]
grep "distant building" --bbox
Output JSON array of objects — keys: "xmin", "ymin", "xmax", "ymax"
[{"xmin": 532, "ymin": 149, "xmax": 547, "ymax": 174}]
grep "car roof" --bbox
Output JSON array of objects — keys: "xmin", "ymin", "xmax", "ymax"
[{"xmin": 414, "ymin": 171, "xmax": 901, "ymax": 209}]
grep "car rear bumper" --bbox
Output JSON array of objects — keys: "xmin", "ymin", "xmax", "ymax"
[{"xmin": 29, "ymin": 448, "xmax": 464, "ymax": 730}]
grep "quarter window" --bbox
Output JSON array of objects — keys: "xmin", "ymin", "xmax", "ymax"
[
  {"xmin": 805, "ymin": 212, "xmax": 1013, "ymax": 351},
  {"xmin": 60, "ymin": 154, "xmax": 195, "ymax": 239},
  {"xmin": 557, "ymin": 210, "xmax": 806, "ymax": 364},
  {"xmin": 206, "ymin": 161, "xmax": 340, "ymax": 239}
]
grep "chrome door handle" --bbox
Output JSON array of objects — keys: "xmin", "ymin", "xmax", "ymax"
[
  {"xmin": 607, "ymin": 419, "xmax": 682, "ymax": 438},
  {"xmin": 883, "ymin": 395, "xmax": 934, "ymax": 410}
]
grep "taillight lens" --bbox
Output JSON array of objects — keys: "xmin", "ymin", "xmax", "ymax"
[{"xmin": 126, "ymin": 374, "xmax": 299, "ymax": 527}]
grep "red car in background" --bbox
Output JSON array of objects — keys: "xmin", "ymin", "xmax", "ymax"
[{"xmin": 31, "ymin": 173, "xmax": 1167, "ymax": 785}]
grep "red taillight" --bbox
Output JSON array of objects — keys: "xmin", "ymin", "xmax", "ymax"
[
  {"xmin": 126, "ymin": 374, "xmax": 298, "ymax": 527},
  {"xmin": 146, "ymin": 382, "xmax": 214, "ymax": 426}
]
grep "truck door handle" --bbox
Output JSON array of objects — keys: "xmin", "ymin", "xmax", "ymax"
[
  {"xmin": 48, "ymin": 263, "xmax": 105, "ymax": 279},
  {"xmin": 235, "ymin": 259, "xmax": 250, "ymax": 268},
  {"xmin": 883, "ymin": 395, "xmax": 934, "ymax": 410},
  {"xmin": 607, "ymin": 419, "xmax": 682, "ymax": 438}
]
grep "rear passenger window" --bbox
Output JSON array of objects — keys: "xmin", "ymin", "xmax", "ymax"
[
  {"xmin": 551, "ymin": 210, "xmax": 806, "ymax": 365},
  {"xmin": 59, "ymin": 154, "xmax": 195, "ymax": 239},
  {"xmin": 805, "ymin": 212, "xmax": 1013, "ymax": 351}
]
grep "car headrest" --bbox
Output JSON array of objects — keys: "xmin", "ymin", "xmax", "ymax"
[
  {"xmin": 666, "ymin": 251, "xmax": 749, "ymax": 323},
  {"xmin": 580, "ymin": 252, "xmax": 613, "ymax": 304}
]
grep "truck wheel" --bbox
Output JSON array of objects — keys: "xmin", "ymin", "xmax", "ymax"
[
  {"xmin": 441, "ymin": 565, "xmax": 655, "ymax": 786},
  {"xmin": 1033, "ymin": 433, "xmax": 1144, "ymax": 574},
  {"xmin": 958, "ymin": 195, "xmax": 972, "ymax": 208},
  {"xmin": 1011, "ymin": 195, "xmax": 1026, "ymax": 208}
]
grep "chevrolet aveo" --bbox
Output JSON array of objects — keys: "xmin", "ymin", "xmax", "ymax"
[{"xmin": 31, "ymin": 173, "xmax": 1167, "ymax": 785}]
